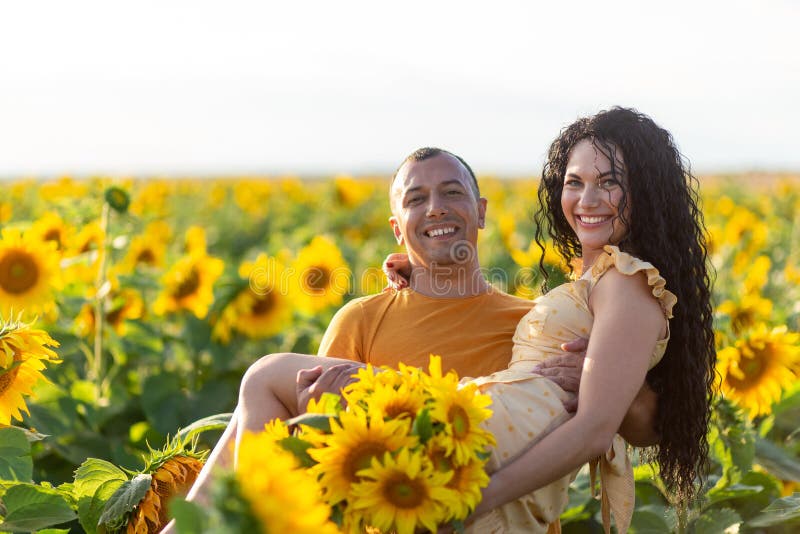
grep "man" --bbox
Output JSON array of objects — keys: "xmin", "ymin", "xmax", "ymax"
[
  {"xmin": 303, "ymin": 147, "xmax": 657, "ymax": 443},
  {"xmin": 180, "ymin": 147, "xmax": 657, "ymax": 516}
]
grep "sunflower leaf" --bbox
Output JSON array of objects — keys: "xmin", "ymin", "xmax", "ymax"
[
  {"xmin": 0, "ymin": 483, "xmax": 76, "ymax": 532},
  {"xmin": 176, "ymin": 412, "xmax": 233, "ymax": 442},
  {"xmin": 277, "ymin": 436, "xmax": 317, "ymax": 468},
  {"xmin": 690, "ymin": 507, "xmax": 741, "ymax": 534},
  {"xmin": 73, "ymin": 458, "xmax": 128, "ymax": 534},
  {"xmin": 97, "ymin": 474, "xmax": 152, "ymax": 528},
  {"xmin": 169, "ymin": 499, "xmax": 206, "ymax": 533},
  {"xmin": 0, "ymin": 427, "xmax": 32, "ymax": 482},
  {"xmin": 286, "ymin": 412, "xmax": 333, "ymax": 432},
  {"xmin": 754, "ymin": 436, "xmax": 800, "ymax": 482},
  {"xmin": 411, "ymin": 408, "xmax": 433, "ymax": 444},
  {"xmin": 746, "ymin": 493, "xmax": 800, "ymax": 527}
]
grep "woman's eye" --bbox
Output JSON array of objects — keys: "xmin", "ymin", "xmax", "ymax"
[
  {"xmin": 564, "ymin": 179, "xmax": 581, "ymax": 188},
  {"xmin": 600, "ymin": 179, "xmax": 620, "ymax": 189}
]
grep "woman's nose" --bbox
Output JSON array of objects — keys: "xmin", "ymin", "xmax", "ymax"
[{"xmin": 578, "ymin": 184, "xmax": 601, "ymax": 207}]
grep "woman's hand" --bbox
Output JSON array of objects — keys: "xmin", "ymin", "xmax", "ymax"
[{"xmin": 382, "ymin": 253, "xmax": 411, "ymax": 290}]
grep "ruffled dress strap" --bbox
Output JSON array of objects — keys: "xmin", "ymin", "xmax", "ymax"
[{"xmin": 589, "ymin": 245, "xmax": 677, "ymax": 320}]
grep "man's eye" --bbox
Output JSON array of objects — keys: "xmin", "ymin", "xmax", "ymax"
[
  {"xmin": 406, "ymin": 196, "xmax": 423, "ymax": 205},
  {"xmin": 446, "ymin": 190, "xmax": 463, "ymax": 196}
]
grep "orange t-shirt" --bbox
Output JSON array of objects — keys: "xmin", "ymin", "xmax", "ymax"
[{"xmin": 317, "ymin": 288, "xmax": 534, "ymax": 377}]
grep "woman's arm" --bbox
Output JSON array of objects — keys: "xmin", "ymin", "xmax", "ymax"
[{"xmin": 473, "ymin": 268, "xmax": 666, "ymax": 515}]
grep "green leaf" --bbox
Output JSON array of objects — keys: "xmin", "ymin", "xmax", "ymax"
[
  {"xmin": 690, "ymin": 507, "xmax": 741, "ymax": 534},
  {"xmin": 411, "ymin": 408, "xmax": 433, "ymax": 444},
  {"xmin": 754, "ymin": 436, "xmax": 800, "ymax": 482},
  {"xmin": 746, "ymin": 493, "xmax": 800, "ymax": 527},
  {"xmin": 83, "ymin": 478, "xmax": 126, "ymax": 534},
  {"xmin": 98, "ymin": 473, "xmax": 152, "ymax": 527},
  {"xmin": 176, "ymin": 412, "xmax": 233, "ymax": 442},
  {"xmin": 73, "ymin": 458, "xmax": 128, "ymax": 534},
  {"xmin": 706, "ymin": 483, "xmax": 764, "ymax": 506},
  {"xmin": 169, "ymin": 498, "xmax": 206, "ymax": 534},
  {"xmin": 0, "ymin": 427, "xmax": 32, "ymax": 481},
  {"xmin": 0, "ymin": 483, "xmax": 76, "ymax": 532},
  {"xmin": 630, "ymin": 506, "xmax": 672, "ymax": 534},
  {"xmin": 286, "ymin": 412, "xmax": 333, "ymax": 432},
  {"xmin": 277, "ymin": 436, "xmax": 316, "ymax": 468}
]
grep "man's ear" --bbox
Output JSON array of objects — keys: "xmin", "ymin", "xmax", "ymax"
[
  {"xmin": 389, "ymin": 216, "xmax": 404, "ymax": 245},
  {"xmin": 478, "ymin": 197, "xmax": 488, "ymax": 229}
]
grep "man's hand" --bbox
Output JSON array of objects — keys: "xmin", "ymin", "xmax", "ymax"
[
  {"xmin": 296, "ymin": 363, "xmax": 364, "ymax": 412},
  {"xmin": 531, "ymin": 337, "xmax": 588, "ymax": 413}
]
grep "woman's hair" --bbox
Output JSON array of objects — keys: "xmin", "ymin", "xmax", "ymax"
[{"xmin": 534, "ymin": 107, "xmax": 715, "ymax": 500}]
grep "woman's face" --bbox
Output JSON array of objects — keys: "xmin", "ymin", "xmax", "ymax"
[{"xmin": 560, "ymin": 138, "xmax": 630, "ymax": 264}]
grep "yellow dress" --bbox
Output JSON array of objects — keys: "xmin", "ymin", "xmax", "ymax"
[{"xmin": 465, "ymin": 246, "xmax": 677, "ymax": 534}]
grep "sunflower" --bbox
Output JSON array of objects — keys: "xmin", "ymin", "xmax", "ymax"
[
  {"xmin": 292, "ymin": 236, "xmax": 351, "ymax": 314},
  {"xmin": 129, "ymin": 180, "xmax": 173, "ymax": 217},
  {"xmin": 61, "ymin": 220, "xmax": 106, "ymax": 285},
  {"xmin": 233, "ymin": 179, "xmax": 272, "ymax": 217},
  {"xmin": 364, "ymin": 378, "xmax": 428, "ymax": 422},
  {"xmin": 212, "ymin": 254, "xmax": 294, "ymax": 343},
  {"xmin": 426, "ymin": 358, "xmax": 495, "ymax": 466},
  {"xmin": 309, "ymin": 407, "xmax": 417, "ymax": 505},
  {"xmin": 75, "ymin": 288, "xmax": 144, "ymax": 337},
  {"xmin": 350, "ymin": 448, "xmax": 458, "ymax": 534},
  {"xmin": 236, "ymin": 431, "xmax": 339, "ymax": 534},
  {"xmin": 334, "ymin": 174, "xmax": 375, "ymax": 207},
  {"xmin": 0, "ymin": 228, "xmax": 62, "ymax": 319},
  {"xmin": 184, "ymin": 225, "xmax": 208, "ymax": 255},
  {"xmin": 30, "ymin": 211, "xmax": 72, "ymax": 252},
  {"xmin": 427, "ymin": 438, "xmax": 489, "ymax": 519},
  {"xmin": 717, "ymin": 325, "xmax": 800, "ymax": 418},
  {"xmin": 152, "ymin": 251, "xmax": 224, "ymax": 319},
  {"xmin": 124, "ymin": 438, "xmax": 206, "ymax": 534},
  {"xmin": 0, "ymin": 316, "xmax": 60, "ymax": 425},
  {"xmin": 38, "ymin": 176, "xmax": 89, "ymax": 201},
  {"xmin": 717, "ymin": 293, "xmax": 773, "ymax": 335},
  {"xmin": 0, "ymin": 201, "xmax": 12, "ymax": 223},
  {"xmin": 118, "ymin": 222, "xmax": 171, "ymax": 273}
]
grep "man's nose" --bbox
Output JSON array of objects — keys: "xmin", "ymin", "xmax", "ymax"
[{"xmin": 426, "ymin": 195, "xmax": 448, "ymax": 217}]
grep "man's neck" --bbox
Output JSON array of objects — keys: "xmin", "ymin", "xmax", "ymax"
[{"xmin": 407, "ymin": 261, "xmax": 491, "ymax": 298}]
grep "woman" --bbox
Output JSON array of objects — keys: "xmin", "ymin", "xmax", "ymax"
[{"xmin": 189, "ymin": 107, "xmax": 716, "ymax": 533}]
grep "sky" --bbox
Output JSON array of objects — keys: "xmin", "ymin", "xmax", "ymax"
[{"xmin": 1, "ymin": 0, "xmax": 798, "ymax": 177}]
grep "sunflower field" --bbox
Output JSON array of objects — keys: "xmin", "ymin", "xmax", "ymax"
[{"xmin": 0, "ymin": 173, "xmax": 799, "ymax": 533}]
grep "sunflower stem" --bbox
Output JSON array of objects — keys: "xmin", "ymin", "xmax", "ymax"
[{"xmin": 91, "ymin": 202, "xmax": 111, "ymax": 400}]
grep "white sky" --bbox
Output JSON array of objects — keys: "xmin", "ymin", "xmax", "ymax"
[{"xmin": 1, "ymin": 0, "xmax": 798, "ymax": 177}]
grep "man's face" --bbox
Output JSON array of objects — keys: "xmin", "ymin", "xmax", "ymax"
[{"xmin": 390, "ymin": 154, "xmax": 487, "ymax": 268}]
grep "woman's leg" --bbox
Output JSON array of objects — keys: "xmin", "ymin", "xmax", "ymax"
[{"xmin": 183, "ymin": 353, "xmax": 356, "ymax": 505}]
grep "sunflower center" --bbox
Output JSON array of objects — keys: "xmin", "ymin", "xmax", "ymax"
[
  {"xmin": 0, "ymin": 351, "xmax": 23, "ymax": 395},
  {"xmin": 449, "ymin": 405, "xmax": 470, "ymax": 439},
  {"xmin": 304, "ymin": 266, "xmax": 331, "ymax": 293},
  {"xmin": 0, "ymin": 250, "xmax": 40, "ymax": 294},
  {"xmin": 250, "ymin": 292, "xmax": 275, "ymax": 316},
  {"xmin": 731, "ymin": 309, "xmax": 754, "ymax": 334},
  {"xmin": 384, "ymin": 400, "xmax": 417, "ymax": 420},
  {"xmin": 343, "ymin": 441, "xmax": 387, "ymax": 481},
  {"xmin": 43, "ymin": 229, "xmax": 63, "ymax": 248},
  {"xmin": 727, "ymin": 350, "xmax": 768, "ymax": 390},
  {"xmin": 0, "ymin": 367, "xmax": 21, "ymax": 395},
  {"xmin": 383, "ymin": 473, "xmax": 427, "ymax": 509},
  {"xmin": 136, "ymin": 248, "xmax": 156, "ymax": 265},
  {"xmin": 173, "ymin": 268, "xmax": 200, "ymax": 299},
  {"xmin": 430, "ymin": 450, "xmax": 453, "ymax": 473}
]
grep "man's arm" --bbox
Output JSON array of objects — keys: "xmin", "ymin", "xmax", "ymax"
[{"xmin": 532, "ymin": 338, "xmax": 660, "ymax": 447}]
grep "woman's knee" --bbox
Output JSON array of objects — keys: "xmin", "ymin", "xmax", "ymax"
[{"xmin": 240, "ymin": 352, "xmax": 295, "ymax": 399}]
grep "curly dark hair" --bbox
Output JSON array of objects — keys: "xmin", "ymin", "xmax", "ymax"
[{"xmin": 534, "ymin": 107, "xmax": 716, "ymax": 500}]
